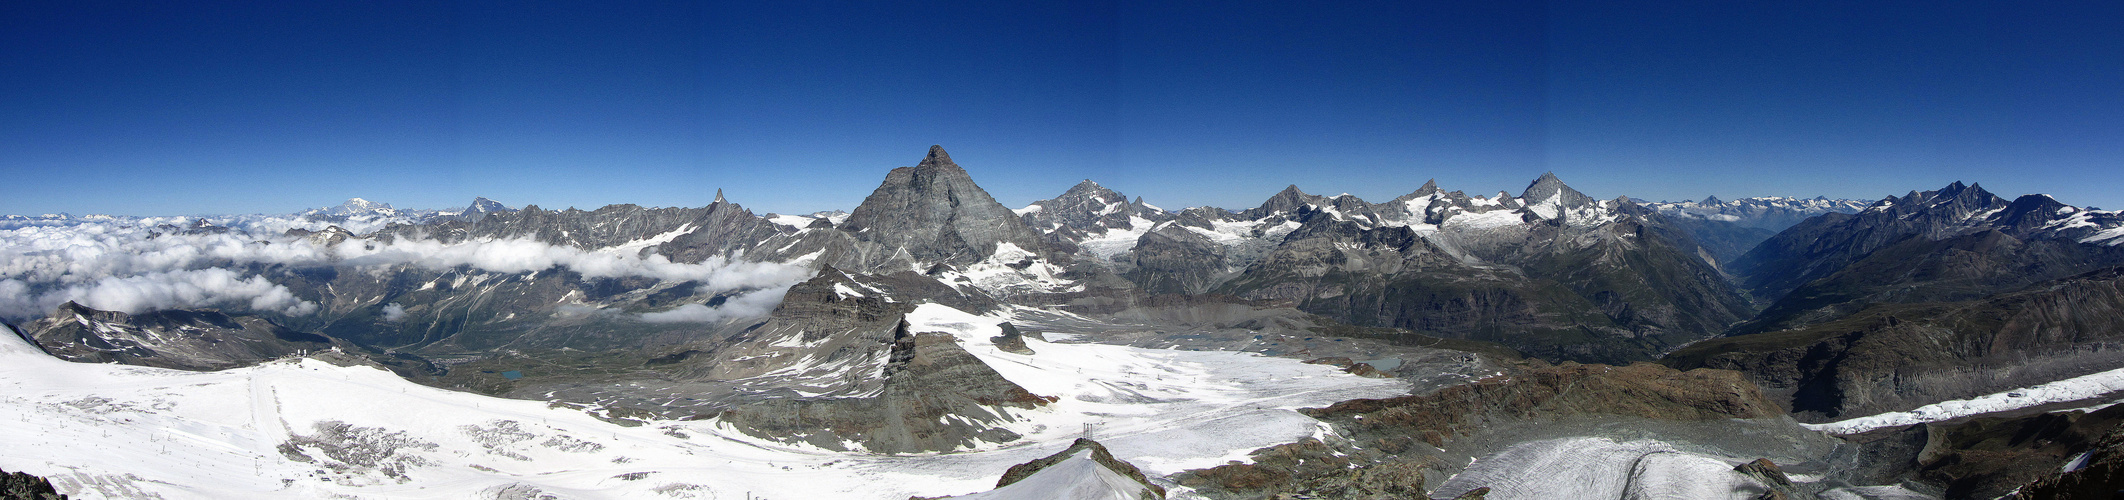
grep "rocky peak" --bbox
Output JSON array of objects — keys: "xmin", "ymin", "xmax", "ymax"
[
  {"xmin": 1245, "ymin": 185, "xmax": 1327, "ymax": 218},
  {"xmin": 1519, "ymin": 172, "xmax": 1595, "ymax": 209},
  {"xmin": 918, "ymin": 144, "xmax": 954, "ymax": 168},
  {"xmin": 1412, "ymin": 179, "xmax": 1441, "ymax": 198},
  {"xmin": 466, "ymin": 197, "xmax": 509, "ymax": 213},
  {"xmin": 713, "ymin": 189, "xmax": 727, "ymax": 205},
  {"xmin": 1700, "ymin": 195, "xmax": 1723, "ymax": 206},
  {"xmin": 1995, "ymin": 193, "xmax": 2072, "ymax": 231},
  {"xmin": 1062, "ymin": 179, "xmax": 1122, "ymax": 201},
  {"xmin": 838, "ymin": 145, "xmax": 1053, "ymax": 269}
]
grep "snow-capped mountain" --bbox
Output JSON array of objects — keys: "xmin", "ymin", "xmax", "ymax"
[{"xmin": 9, "ymin": 146, "xmax": 2124, "ymax": 499}]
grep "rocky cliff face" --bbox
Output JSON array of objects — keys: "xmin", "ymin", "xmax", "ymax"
[{"xmin": 1666, "ymin": 266, "xmax": 2124, "ymax": 420}]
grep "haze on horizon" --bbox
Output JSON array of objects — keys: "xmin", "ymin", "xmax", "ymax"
[{"xmin": 3, "ymin": 1, "xmax": 2119, "ymax": 217}]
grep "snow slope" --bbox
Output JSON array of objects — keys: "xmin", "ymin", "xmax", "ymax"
[
  {"xmin": 952, "ymin": 449, "xmax": 1151, "ymax": 500},
  {"xmin": 0, "ymin": 303, "xmax": 1408, "ymax": 499}
]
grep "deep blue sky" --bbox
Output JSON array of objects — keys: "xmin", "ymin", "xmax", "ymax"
[{"xmin": 3, "ymin": 1, "xmax": 2119, "ymax": 216}]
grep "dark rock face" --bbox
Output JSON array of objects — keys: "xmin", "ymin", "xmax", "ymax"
[
  {"xmin": 2011, "ymin": 408, "xmax": 2124, "ymax": 499},
  {"xmin": 25, "ymin": 302, "xmax": 341, "ymax": 371},
  {"xmin": 0, "ymin": 467, "xmax": 67, "ymax": 500},
  {"xmin": 715, "ymin": 321, "xmax": 1050, "ymax": 454},
  {"xmin": 1303, "ymin": 363, "xmax": 1782, "ymax": 448},
  {"xmin": 1126, "ymin": 223, "xmax": 1229, "ymax": 295},
  {"xmin": 1666, "ymin": 266, "xmax": 2124, "ymax": 420},
  {"xmin": 837, "ymin": 145, "xmax": 1056, "ymax": 270},
  {"xmin": 1729, "ymin": 227, "xmax": 2124, "ymax": 337},
  {"xmin": 995, "ymin": 438, "xmax": 1165, "ymax": 499},
  {"xmin": 1732, "ymin": 181, "xmax": 2015, "ymax": 304},
  {"xmin": 1910, "ymin": 405, "xmax": 2124, "ymax": 499},
  {"xmin": 990, "ymin": 322, "xmax": 1034, "ymax": 355}
]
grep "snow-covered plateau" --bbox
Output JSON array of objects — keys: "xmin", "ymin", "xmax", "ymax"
[{"xmin": 0, "ymin": 303, "xmax": 1408, "ymax": 499}]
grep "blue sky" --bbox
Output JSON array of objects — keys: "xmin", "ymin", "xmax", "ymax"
[{"xmin": 3, "ymin": 1, "xmax": 2119, "ymax": 216}]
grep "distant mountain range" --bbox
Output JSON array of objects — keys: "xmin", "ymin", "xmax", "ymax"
[{"xmin": 7, "ymin": 145, "xmax": 2124, "ymax": 498}]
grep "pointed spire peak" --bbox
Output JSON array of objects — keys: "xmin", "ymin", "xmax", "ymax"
[
  {"xmin": 918, "ymin": 145, "xmax": 956, "ymax": 168},
  {"xmin": 1700, "ymin": 195, "xmax": 1723, "ymax": 206},
  {"xmin": 714, "ymin": 188, "xmax": 727, "ymax": 205},
  {"xmin": 1395, "ymin": 179, "xmax": 1442, "ymax": 200}
]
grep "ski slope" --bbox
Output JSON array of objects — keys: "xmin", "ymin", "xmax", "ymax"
[{"xmin": 0, "ymin": 303, "xmax": 1408, "ymax": 499}]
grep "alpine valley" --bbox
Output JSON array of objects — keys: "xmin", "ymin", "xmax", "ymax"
[{"xmin": 6, "ymin": 146, "xmax": 2124, "ymax": 499}]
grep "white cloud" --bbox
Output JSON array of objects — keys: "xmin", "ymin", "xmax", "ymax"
[
  {"xmin": 30, "ymin": 268, "xmax": 318, "ymax": 316},
  {"xmin": 380, "ymin": 303, "xmax": 407, "ymax": 322},
  {"xmin": 638, "ymin": 284, "xmax": 792, "ymax": 323},
  {"xmin": 0, "ymin": 216, "xmax": 811, "ymax": 321}
]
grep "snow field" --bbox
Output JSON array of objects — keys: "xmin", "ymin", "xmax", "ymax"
[{"xmin": 0, "ymin": 302, "xmax": 1412, "ymax": 499}]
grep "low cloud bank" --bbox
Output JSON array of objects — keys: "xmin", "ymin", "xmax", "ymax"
[
  {"xmin": 2, "ymin": 269, "xmax": 318, "ymax": 317},
  {"xmin": 637, "ymin": 284, "xmax": 794, "ymax": 324},
  {"xmin": 0, "ymin": 218, "xmax": 810, "ymax": 321}
]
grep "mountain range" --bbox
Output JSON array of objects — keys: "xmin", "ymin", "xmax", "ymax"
[{"xmin": 5, "ymin": 145, "xmax": 2124, "ymax": 499}]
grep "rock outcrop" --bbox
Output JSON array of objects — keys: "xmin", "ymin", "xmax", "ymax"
[
  {"xmin": 715, "ymin": 319, "xmax": 1050, "ymax": 454},
  {"xmin": 0, "ymin": 467, "xmax": 67, "ymax": 500}
]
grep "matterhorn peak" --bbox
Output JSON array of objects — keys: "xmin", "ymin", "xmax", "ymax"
[
  {"xmin": 918, "ymin": 144, "xmax": 956, "ymax": 169},
  {"xmin": 1700, "ymin": 195, "xmax": 1723, "ymax": 206}
]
